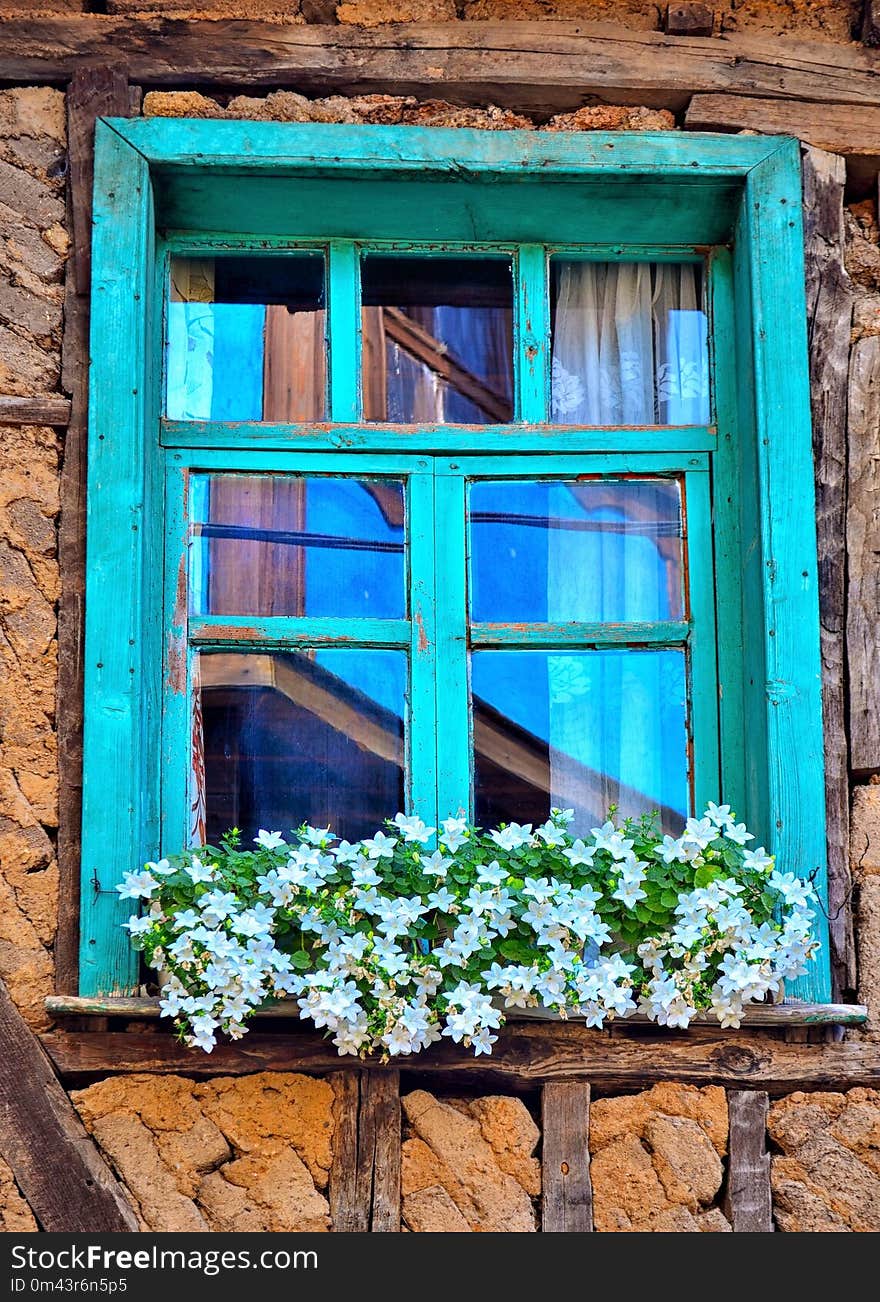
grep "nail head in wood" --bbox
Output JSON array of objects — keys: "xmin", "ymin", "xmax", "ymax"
[{"xmin": 665, "ymin": 3, "xmax": 714, "ymax": 37}]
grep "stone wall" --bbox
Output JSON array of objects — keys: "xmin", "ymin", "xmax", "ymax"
[{"xmin": 0, "ymin": 86, "xmax": 67, "ymax": 1031}]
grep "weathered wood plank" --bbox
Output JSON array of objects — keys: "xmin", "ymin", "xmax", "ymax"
[
  {"xmin": 847, "ymin": 334, "xmax": 880, "ymax": 773},
  {"xmin": 3, "ymin": 21, "xmax": 880, "ymax": 112},
  {"xmin": 357, "ymin": 1071, "xmax": 401, "ymax": 1233},
  {"xmin": 802, "ymin": 145, "xmax": 856, "ymax": 996},
  {"xmin": 687, "ymin": 94, "xmax": 880, "ymax": 157},
  {"xmin": 723, "ymin": 1090, "xmax": 773, "ymax": 1232},
  {"xmin": 329, "ymin": 1071, "xmax": 364, "ymax": 1233},
  {"xmin": 0, "ymin": 395, "xmax": 70, "ymax": 426},
  {"xmin": 39, "ymin": 1025, "xmax": 880, "ymax": 1094},
  {"xmin": 0, "ymin": 979, "xmax": 138, "ymax": 1232},
  {"xmin": 55, "ymin": 65, "xmax": 133, "ymax": 996},
  {"xmin": 541, "ymin": 1081, "xmax": 592, "ymax": 1232},
  {"xmin": 43, "ymin": 995, "xmax": 870, "ymax": 1025}
]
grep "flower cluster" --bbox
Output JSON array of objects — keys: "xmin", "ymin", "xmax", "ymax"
[{"xmin": 118, "ymin": 805, "xmax": 819, "ymax": 1057}]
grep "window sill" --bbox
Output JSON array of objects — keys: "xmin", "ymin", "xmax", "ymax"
[{"xmin": 45, "ymin": 995, "xmax": 867, "ymax": 1026}]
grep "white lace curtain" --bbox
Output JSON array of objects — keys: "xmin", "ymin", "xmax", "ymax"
[
  {"xmin": 551, "ymin": 261, "xmax": 709, "ymax": 425},
  {"xmin": 546, "ymin": 262, "xmax": 703, "ymax": 832}
]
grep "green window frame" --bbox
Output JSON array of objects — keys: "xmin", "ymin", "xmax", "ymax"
[{"xmin": 81, "ymin": 120, "xmax": 830, "ymax": 1002}]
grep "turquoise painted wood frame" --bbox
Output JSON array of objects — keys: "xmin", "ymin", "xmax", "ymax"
[{"xmin": 82, "ymin": 119, "xmax": 830, "ymax": 1001}]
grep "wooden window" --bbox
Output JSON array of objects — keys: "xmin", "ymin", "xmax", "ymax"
[{"xmin": 80, "ymin": 122, "xmax": 830, "ymax": 1003}]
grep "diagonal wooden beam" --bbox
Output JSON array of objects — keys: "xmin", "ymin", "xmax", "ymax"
[
  {"xmin": 1, "ymin": 20, "xmax": 880, "ymax": 113},
  {"xmin": 382, "ymin": 308, "xmax": 512, "ymax": 422},
  {"xmin": 0, "ymin": 978, "xmax": 139, "ymax": 1232}
]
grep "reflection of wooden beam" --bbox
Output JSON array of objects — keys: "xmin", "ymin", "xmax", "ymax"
[
  {"xmin": 382, "ymin": 307, "xmax": 512, "ymax": 422},
  {"xmin": 200, "ymin": 654, "xmax": 404, "ymax": 766}
]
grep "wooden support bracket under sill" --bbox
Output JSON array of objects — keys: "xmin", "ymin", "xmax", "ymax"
[{"xmin": 45, "ymin": 995, "xmax": 867, "ymax": 1025}]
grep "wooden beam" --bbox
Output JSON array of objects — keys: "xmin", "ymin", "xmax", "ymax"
[
  {"xmin": 0, "ymin": 395, "xmax": 70, "ymax": 426},
  {"xmin": 55, "ymin": 65, "xmax": 133, "ymax": 997},
  {"xmin": 3, "ymin": 21, "xmax": 880, "ymax": 113},
  {"xmin": 847, "ymin": 334, "xmax": 880, "ymax": 773},
  {"xmin": 43, "ymin": 994, "xmax": 870, "ymax": 1025},
  {"xmin": 723, "ymin": 1090, "xmax": 773, "ymax": 1232},
  {"xmin": 38, "ymin": 1024, "xmax": 880, "ymax": 1094},
  {"xmin": 0, "ymin": 978, "xmax": 138, "ymax": 1232},
  {"xmin": 329, "ymin": 1070, "xmax": 363, "ymax": 1232},
  {"xmin": 357, "ymin": 1071, "xmax": 401, "ymax": 1233},
  {"xmin": 382, "ymin": 307, "xmax": 512, "ymax": 423},
  {"xmin": 541, "ymin": 1081, "xmax": 593, "ymax": 1232},
  {"xmin": 686, "ymin": 94, "xmax": 880, "ymax": 158},
  {"xmin": 802, "ymin": 146, "xmax": 856, "ymax": 996}
]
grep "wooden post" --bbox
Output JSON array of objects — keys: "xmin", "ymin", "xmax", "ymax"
[
  {"xmin": 55, "ymin": 65, "xmax": 133, "ymax": 994},
  {"xmin": 847, "ymin": 334, "xmax": 880, "ymax": 773},
  {"xmin": 329, "ymin": 1070, "xmax": 365, "ymax": 1232},
  {"xmin": 357, "ymin": 1071, "xmax": 402, "ymax": 1232},
  {"xmin": 802, "ymin": 145, "xmax": 856, "ymax": 998},
  {"xmin": 0, "ymin": 978, "xmax": 138, "ymax": 1232},
  {"xmin": 541, "ymin": 1081, "xmax": 593, "ymax": 1232},
  {"xmin": 723, "ymin": 1090, "xmax": 773, "ymax": 1232}
]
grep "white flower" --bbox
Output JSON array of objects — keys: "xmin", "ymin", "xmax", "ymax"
[
  {"xmin": 611, "ymin": 878, "xmax": 647, "ymax": 908},
  {"xmin": 362, "ymin": 830, "xmax": 397, "ymax": 860},
  {"xmin": 439, "ymin": 817, "xmax": 468, "ymax": 852},
  {"xmin": 123, "ymin": 914, "xmax": 152, "ymax": 935},
  {"xmin": 563, "ymin": 838, "xmax": 596, "ymax": 867},
  {"xmin": 489, "ymin": 823, "xmax": 533, "ymax": 851},
  {"xmin": 117, "ymin": 870, "xmax": 159, "ymax": 900},
  {"xmin": 725, "ymin": 821, "xmax": 754, "ymax": 846},
  {"xmin": 255, "ymin": 829, "xmax": 286, "ymax": 850},
  {"xmin": 198, "ymin": 889, "xmax": 238, "ymax": 926},
  {"xmin": 591, "ymin": 822, "xmax": 634, "ymax": 860},
  {"xmin": 184, "ymin": 856, "xmax": 215, "ymax": 884},
  {"xmin": 476, "ymin": 859, "xmax": 507, "ymax": 887},
  {"xmin": 426, "ymin": 886, "xmax": 456, "ymax": 912},
  {"xmin": 536, "ymin": 820, "xmax": 566, "ymax": 848},
  {"xmin": 421, "ymin": 850, "xmax": 453, "ymax": 879},
  {"xmin": 351, "ymin": 862, "xmax": 382, "ymax": 888},
  {"xmin": 768, "ymin": 871, "xmax": 815, "ymax": 908},
  {"xmin": 301, "ymin": 825, "xmax": 332, "ymax": 846},
  {"xmin": 683, "ymin": 817, "xmax": 718, "ymax": 850},
  {"xmin": 146, "ymin": 858, "xmax": 175, "ymax": 876},
  {"xmin": 393, "ymin": 813, "xmax": 436, "ymax": 844},
  {"xmin": 742, "ymin": 846, "xmax": 774, "ymax": 872},
  {"xmin": 333, "ymin": 840, "xmax": 362, "ymax": 865}
]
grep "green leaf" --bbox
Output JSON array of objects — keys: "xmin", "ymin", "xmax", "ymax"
[{"xmin": 291, "ymin": 951, "xmax": 312, "ymax": 970}]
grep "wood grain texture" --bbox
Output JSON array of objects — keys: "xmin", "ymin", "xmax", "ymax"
[
  {"xmin": 3, "ymin": 20, "xmax": 880, "ymax": 112},
  {"xmin": 357, "ymin": 1071, "xmax": 401, "ymax": 1233},
  {"xmin": 723, "ymin": 1090, "xmax": 773, "ymax": 1232},
  {"xmin": 329, "ymin": 1071, "xmax": 364, "ymax": 1233},
  {"xmin": 39, "ymin": 1024, "xmax": 880, "ymax": 1094},
  {"xmin": 541, "ymin": 1081, "xmax": 592, "ymax": 1232},
  {"xmin": 687, "ymin": 95, "xmax": 880, "ymax": 158},
  {"xmin": 0, "ymin": 395, "xmax": 70, "ymax": 425},
  {"xmin": 847, "ymin": 334, "xmax": 880, "ymax": 773},
  {"xmin": 55, "ymin": 66, "xmax": 133, "ymax": 996},
  {"xmin": 0, "ymin": 979, "xmax": 138, "ymax": 1232},
  {"xmin": 43, "ymin": 995, "xmax": 869, "ymax": 1024},
  {"xmin": 802, "ymin": 146, "xmax": 856, "ymax": 995}
]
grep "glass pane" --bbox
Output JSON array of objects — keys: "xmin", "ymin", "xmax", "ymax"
[
  {"xmin": 361, "ymin": 256, "xmax": 514, "ymax": 424},
  {"xmin": 550, "ymin": 261, "xmax": 709, "ymax": 425},
  {"xmin": 166, "ymin": 254, "xmax": 326, "ymax": 421},
  {"xmin": 197, "ymin": 649, "xmax": 406, "ymax": 844},
  {"xmin": 470, "ymin": 478, "xmax": 684, "ymax": 623},
  {"xmin": 190, "ymin": 474, "xmax": 406, "ymax": 619},
  {"xmin": 472, "ymin": 649, "xmax": 688, "ymax": 836}
]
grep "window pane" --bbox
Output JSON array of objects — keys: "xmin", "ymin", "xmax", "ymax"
[
  {"xmin": 472, "ymin": 649, "xmax": 688, "ymax": 835},
  {"xmin": 469, "ymin": 478, "xmax": 684, "ymax": 623},
  {"xmin": 550, "ymin": 261, "xmax": 709, "ymax": 425},
  {"xmin": 166, "ymin": 254, "xmax": 325, "ymax": 421},
  {"xmin": 361, "ymin": 256, "xmax": 514, "ymax": 424},
  {"xmin": 190, "ymin": 474, "xmax": 406, "ymax": 619},
  {"xmin": 197, "ymin": 649, "xmax": 406, "ymax": 844}
]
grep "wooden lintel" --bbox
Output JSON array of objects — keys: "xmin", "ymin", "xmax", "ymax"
[
  {"xmin": 0, "ymin": 395, "xmax": 71, "ymax": 427},
  {"xmin": 2, "ymin": 21, "xmax": 880, "ymax": 114},
  {"xmin": 686, "ymin": 93, "xmax": 880, "ymax": 158},
  {"xmin": 0, "ymin": 979, "xmax": 138, "ymax": 1233},
  {"xmin": 39, "ymin": 1025, "xmax": 880, "ymax": 1094}
]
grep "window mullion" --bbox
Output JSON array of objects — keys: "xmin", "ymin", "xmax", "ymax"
[
  {"xmin": 327, "ymin": 239, "xmax": 361, "ymax": 422},
  {"xmin": 515, "ymin": 244, "xmax": 549, "ymax": 423},
  {"xmin": 433, "ymin": 464, "xmax": 471, "ymax": 823},
  {"xmin": 408, "ymin": 465, "xmax": 440, "ymax": 826},
  {"xmin": 161, "ymin": 461, "xmax": 193, "ymax": 857}
]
